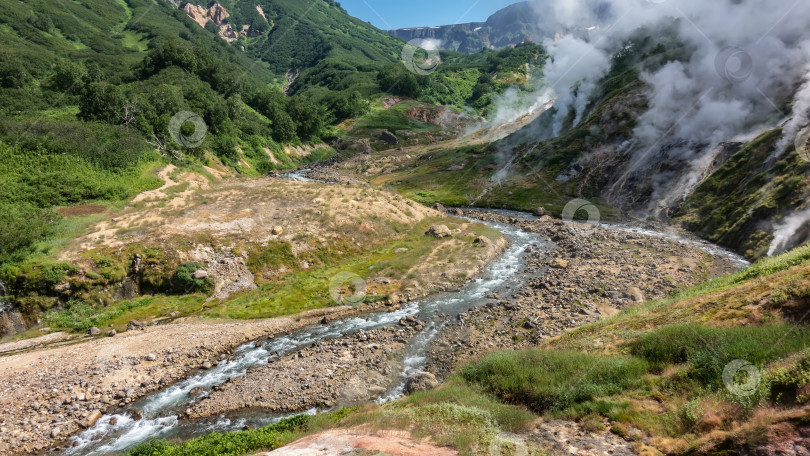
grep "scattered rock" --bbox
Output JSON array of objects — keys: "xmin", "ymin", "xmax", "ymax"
[
  {"xmin": 379, "ymin": 130, "xmax": 398, "ymax": 145},
  {"xmin": 625, "ymin": 287, "xmax": 644, "ymax": 303},
  {"xmin": 146, "ymin": 353, "xmax": 157, "ymax": 362},
  {"xmin": 432, "ymin": 202, "xmax": 446, "ymax": 212},
  {"xmin": 552, "ymin": 258, "xmax": 569, "ymax": 269},
  {"xmin": 107, "ymin": 330, "xmax": 117, "ymax": 337},
  {"xmin": 271, "ymin": 226, "xmax": 284, "ymax": 236},
  {"xmin": 87, "ymin": 327, "xmax": 101, "ymax": 336},
  {"xmin": 425, "ymin": 225, "xmax": 452, "ymax": 239},
  {"xmin": 170, "ymin": 311, "xmax": 181, "ymax": 318},
  {"xmin": 81, "ymin": 411, "xmax": 102, "ymax": 429},
  {"xmin": 192, "ymin": 270, "xmax": 209, "ymax": 280},
  {"xmin": 404, "ymin": 372, "xmax": 439, "ymax": 394},
  {"xmin": 533, "ymin": 206, "xmax": 547, "ymax": 216},
  {"xmin": 449, "ymin": 208, "xmax": 464, "ymax": 216},
  {"xmin": 50, "ymin": 427, "xmax": 60, "ymax": 438},
  {"xmin": 473, "ymin": 236, "xmax": 492, "ymax": 246}
]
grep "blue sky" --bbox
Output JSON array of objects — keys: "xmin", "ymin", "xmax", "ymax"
[{"xmin": 337, "ymin": 0, "xmax": 519, "ymax": 30}]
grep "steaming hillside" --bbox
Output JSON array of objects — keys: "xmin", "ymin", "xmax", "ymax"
[{"xmin": 379, "ymin": 0, "xmax": 810, "ymax": 260}]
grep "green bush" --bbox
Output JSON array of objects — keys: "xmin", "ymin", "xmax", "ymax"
[
  {"xmin": 171, "ymin": 262, "xmax": 214, "ymax": 295},
  {"xmin": 460, "ymin": 349, "xmax": 649, "ymax": 412}
]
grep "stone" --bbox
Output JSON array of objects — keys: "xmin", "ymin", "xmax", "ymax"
[
  {"xmin": 87, "ymin": 327, "xmax": 101, "ymax": 336},
  {"xmin": 80, "ymin": 410, "xmax": 102, "ymax": 429},
  {"xmin": 449, "ymin": 208, "xmax": 464, "ymax": 216},
  {"xmin": 473, "ymin": 236, "xmax": 491, "ymax": 245},
  {"xmin": 170, "ymin": 311, "xmax": 181, "ymax": 318},
  {"xmin": 379, "ymin": 130, "xmax": 398, "ymax": 145},
  {"xmin": 107, "ymin": 330, "xmax": 117, "ymax": 337},
  {"xmin": 192, "ymin": 270, "xmax": 208, "ymax": 280},
  {"xmin": 432, "ymin": 202, "xmax": 446, "ymax": 212},
  {"xmin": 145, "ymin": 353, "xmax": 157, "ymax": 362},
  {"xmin": 425, "ymin": 224, "xmax": 452, "ymax": 238},
  {"xmin": 404, "ymin": 372, "xmax": 439, "ymax": 394},
  {"xmin": 202, "ymin": 361, "xmax": 213, "ymax": 369},
  {"xmin": 53, "ymin": 281, "xmax": 71, "ymax": 294},
  {"xmin": 552, "ymin": 258, "xmax": 569, "ymax": 269},
  {"xmin": 393, "ymin": 247, "xmax": 409, "ymax": 254},
  {"xmin": 271, "ymin": 225, "xmax": 284, "ymax": 236},
  {"xmin": 532, "ymin": 206, "xmax": 547, "ymax": 216},
  {"xmin": 50, "ymin": 427, "xmax": 61, "ymax": 438},
  {"xmin": 625, "ymin": 287, "xmax": 644, "ymax": 303}
]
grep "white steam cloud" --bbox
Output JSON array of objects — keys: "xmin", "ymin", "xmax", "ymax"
[{"xmin": 768, "ymin": 207, "xmax": 810, "ymax": 257}]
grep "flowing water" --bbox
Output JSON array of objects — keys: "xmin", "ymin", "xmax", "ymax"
[
  {"xmin": 62, "ymin": 220, "xmax": 545, "ymax": 455},
  {"xmin": 60, "ymin": 181, "xmax": 747, "ymax": 454},
  {"xmin": 0, "ymin": 280, "xmax": 9, "ymax": 313}
]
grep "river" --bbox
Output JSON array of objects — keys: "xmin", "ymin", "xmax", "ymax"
[{"xmin": 62, "ymin": 218, "xmax": 546, "ymax": 455}]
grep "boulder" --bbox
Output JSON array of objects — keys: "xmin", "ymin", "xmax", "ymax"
[
  {"xmin": 432, "ymin": 202, "xmax": 446, "ymax": 212},
  {"xmin": 271, "ymin": 225, "xmax": 284, "ymax": 236},
  {"xmin": 625, "ymin": 287, "xmax": 644, "ymax": 303},
  {"xmin": 379, "ymin": 130, "xmax": 398, "ymax": 145},
  {"xmin": 87, "ymin": 327, "xmax": 101, "ymax": 336},
  {"xmin": 449, "ymin": 208, "xmax": 464, "ymax": 216},
  {"xmin": 145, "ymin": 353, "xmax": 157, "ymax": 362},
  {"xmin": 473, "ymin": 236, "xmax": 492, "ymax": 246},
  {"xmin": 107, "ymin": 330, "xmax": 117, "ymax": 337},
  {"xmin": 425, "ymin": 225, "xmax": 452, "ymax": 238},
  {"xmin": 80, "ymin": 410, "xmax": 102, "ymax": 429},
  {"xmin": 532, "ymin": 206, "xmax": 547, "ymax": 216},
  {"xmin": 552, "ymin": 258, "xmax": 569, "ymax": 269},
  {"xmin": 404, "ymin": 372, "xmax": 438, "ymax": 394},
  {"xmin": 192, "ymin": 270, "xmax": 208, "ymax": 280}
]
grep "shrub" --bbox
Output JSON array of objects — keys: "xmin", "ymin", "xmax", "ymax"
[{"xmin": 171, "ymin": 262, "xmax": 214, "ymax": 295}]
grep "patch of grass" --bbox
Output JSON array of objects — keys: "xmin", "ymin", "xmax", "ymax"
[
  {"xmin": 460, "ymin": 348, "xmax": 649, "ymax": 412},
  {"xmin": 126, "ymin": 414, "xmax": 309, "ymax": 456},
  {"xmin": 628, "ymin": 324, "xmax": 810, "ymax": 386}
]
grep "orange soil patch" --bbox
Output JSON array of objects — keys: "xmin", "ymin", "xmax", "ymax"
[{"xmin": 260, "ymin": 428, "xmax": 457, "ymax": 456}]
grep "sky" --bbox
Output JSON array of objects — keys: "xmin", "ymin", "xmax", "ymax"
[{"xmin": 337, "ymin": 0, "xmax": 520, "ymax": 30}]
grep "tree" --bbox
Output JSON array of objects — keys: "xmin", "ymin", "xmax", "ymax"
[
  {"xmin": 50, "ymin": 61, "xmax": 87, "ymax": 94},
  {"xmin": 79, "ymin": 82, "xmax": 125, "ymax": 124},
  {"xmin": 377, "ymin": 64, "xmax": 421, "ymax": 98},
  {"xmin": 287, "ymin": 95, "xmax": 322, "ymax": 140},
  {"xmin": 268, "ymin": 106, "xmax": 296, "ymax": 143}
]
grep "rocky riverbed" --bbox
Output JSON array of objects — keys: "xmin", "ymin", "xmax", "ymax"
[
  {"xmin": 424, "ymin": 209, "xmax": 740, "ymax": 378},
  {"xmin": 186, "ymin": 320, "xmax": 427, "ymax": 419},
  {"xmin": 0, "ymin": 306, "xmax": 389, "ymax": 455}
]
